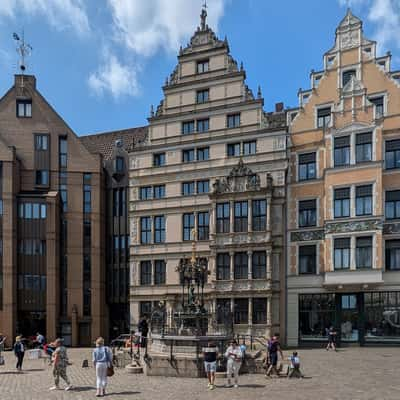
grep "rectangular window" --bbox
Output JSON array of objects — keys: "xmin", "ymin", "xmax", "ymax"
[
  {"xmin": 35, "ymin": 170, "xmax": 49, "ymax": 186},
  {"xmin": 140, "ymin": 186, "xmax": 152, "ymax": 200},
  {"xmin": 356, "ymin": 237, "xmax": 372, "ymax": 268},
  {"xmin": 197, "ymin": 180, "xmax": 209, "ymax": 194},
  {"xmin": 370, "ymin": 96, "xmax": 384, "ymax": 118},
  {"xmin": 182, "ymin": 181, "xmax": 195, "ymax": 196},
  {"xmin": 35, "ymin": 135, "xmax": 48, "ymax": 150},
  {"xmin": 216, "ymin": 299, "xmax": 231, "ymax": 323},
  {"xmin": 154, "ymin": 216, "xmax": 165, "ymax": 243},
  {"xmin": 356, "ymin": 132, "xmax": 372, "ymax": 163},
  {"xmin": 197, "ymin": 147, "xmax": 209, "ymax": 161},
  {"xmin": 0, "ymin": 199, "xmax": 3, "ymax": 216},
  {"xmin": 217, "ymin": 203, "xmax": 230, "ymax": 233},
  {"xmin": 334, "ymin": 188, "xmax": 350, "ymax": 218},
  {"xmin": 386, "ymin": 240, "xmax": 400, "ymax": 271},
  {"xmin": 197, "ymin": 118, "xmax": 209, "ymax": 132},
  {"xmin": 243, "ymin": 141, "xmax": 256, "ymax": 155},
  {"xmin": 234, "ymin": 298, "xmax": 248, "ymax": 324},
  {"xmin": 253, "ymin": 298, "xmax": 267, "ymax": 324},
  {"xmin": 227, "ymin": 143, "xmax": 241, "ymax": 157},
  {"xmin": 317, "ymin": 107, "xmax": 331, "ymax": 128},
  {"xmin": 217, "ymin": 253, "xmax": 230, "ymax": 280},
  {"xmin": 115, "ymin": 156, "xmax": 124, "ymax": 172},
  {"xmin": 16, "ymin": 99, "xmax": 32, "ymax": 117},
  {"xmin": 234, "ymin": 252, "xmax": 248, "ymax": 279},
  {"xmin": 334, "ymin": 136, "xmax": 350, "ymax": 166},
  {"xmin": 299, "ymin": 199, "xmax": 317, "ymax": 227},
  {"xmin": 385, "ymin": 190, "xmax": 400, "ymax": 219},
  {"xmin": 196, "ymin": 89, "xmax": 209, "ymax": 103},
  {"xmin": 342, "ymin": 69, "xmax": 356, "ymax": 86},
  {"xmin": 182, "ymin": 121, "xmax": 195, "ymax": 134},
  {"xmin": 140, "ymin": 301, "xmax": 153, "ymax": 318},
  {"xmin": 140, "ymin": 217, "xmax": 152, "ymax": 244},
  {"xmin": 385, "ymin": 139, "xmax": 400, "ymax": 170},
  {"xmin": 83, "ymin": 186, "xmax": 92, "ymax": 214},
  {"xmin": 153, "ymin": 185, "xmax": 165, "ymax": 199},
  {"xmin": 154, "ymin": 260, "xmax": 166, "ymax": 284},
  {"xmin": 234, "ymin": 201, "xmax": 248, "ymax": 232},
  {"xmin": 227, "ymin": 114, "xmax": 241, "ymax": 128},
  {"xmin": 140, "ymin": 261, "xmax": 152, "ymax": 285},
  {"xmin": 356, "ymin": 185, "xmax": 372, "ymax": 216},
  {"xmin": 182, "ymin": 148, "xmax": 195, "ymax": 163},
  {"xmin": 197, "ymin": 59, "xmax": 209, "ymax": 74},
  {"xmin": 252, "ymin": 199, "xmax": 266, "ymax": 231},
  {"xmin": 252, "ymin": 251, "xmax": 266, "ymax": 279},
  {"xmin": 59, "ymin": 136, "xmax": 67, "ymax": 168},
  {"xmin": 298, "ymin": 152, "xmax": 316, "ymax": 181},
  {"xmin": 153, "ymin": 153, "xmax": 165, "ymax": 167},
  {"xmin": 334, "ymin": 238, "xmax": 350, "ymax": 270},
  {"xmin": 197, "ymin": 211, "xmax": 209, "ymax": 240},
  {"xmin": 183, "ymin": 213, "xmax": 194, "ymax": 241},
  {"xmin": 299, "ymin": 245, "xmax": 316, "ymax": 274}
]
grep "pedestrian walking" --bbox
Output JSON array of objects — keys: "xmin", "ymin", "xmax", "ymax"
[
  {"xmin": 13, "ymin": 336, "xmax": 25, "ymax": 371},
  {"xmin": 326, "ymin": 326, "xmax": 338, "ymax": 351},
  {"xmin": 203, "ymin": 341, "xmax": 218, "ymax": 390},
  {"xmin": 93, "ymin": 337, "xmax": 113, "ymax": 397},
  {"xmin": 138, "ymin": 317, "xmax": 149, "ymax": 350},
  {"xmin": 224, "ymin": 340, "xmax": 243, "ymax": 388},
  {"xmin": 266, "ymin": 334, "xmax": 283, "ymax": 377},
  {"xmin": 49, "ymin": 338, "xmax": 72, "ymax": 391}
]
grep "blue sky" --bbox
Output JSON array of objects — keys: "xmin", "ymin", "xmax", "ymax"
[{"xmin": 0, "ymin": 0, "xmax": 399, "ymax": 136}]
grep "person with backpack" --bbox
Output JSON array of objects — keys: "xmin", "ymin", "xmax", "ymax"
[
  {"xmin": 93, "ymin": 337, "xmax": 113, "ymax": 397},
  {"xmin": 224, "ymin": 340, "xmax": 243, "ymax": 388},
  {"xmin": 13, "ymin": 336, "xmax": 25, "ymax": 371},
  {"xmin": 266, "ymin": 334, "xmax": 283, "ymax": 377}
]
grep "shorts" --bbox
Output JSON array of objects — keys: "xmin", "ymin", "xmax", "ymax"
[
  {"xmin": 270, "ymin": 352, "xmax": 278, "ymax": 366},
  {"xmin": 204, "ymin": 361, "xmax": 217, "ymax": 373}
]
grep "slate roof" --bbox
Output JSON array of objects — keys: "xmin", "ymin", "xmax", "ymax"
[{"xmin": 79, "ymin": 126, "xmax": 148, "ymax": 160}]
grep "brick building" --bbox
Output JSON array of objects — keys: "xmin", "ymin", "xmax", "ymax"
[{"xmin": 287, "ymin": 10, "xmax": 400, "ymax": 346}]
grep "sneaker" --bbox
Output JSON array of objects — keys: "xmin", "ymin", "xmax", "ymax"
[
  {"xmin": 49, "ymin": 386, "xmax": 60, "ymax": 391},
  {"xmin": 65, "ymin": 385, "xmax": 72, "ymax": 391},
  {"xmin": 234, "ymin": 384, "xmax": 238, "ymax": 388},
  {"xmin": 210, "ymin": 385, "xmax": 215, "ymax": 390},
  {"xmin": 207, "ymin": 383, "xmax": 211, "ymax": 389}
]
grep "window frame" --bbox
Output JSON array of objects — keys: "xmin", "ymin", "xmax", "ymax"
[
  {"xmin": 252, "ymin": 199, "xmax": 266, "ymax": 231},
  {"xmin": 333, "ymin": 135, "xmax": 351, "ymax": 167},
  {"xmin": 216, "ymin": 203, "xmax": 230, "ymax": 233},
  {"xmin": 227, "ymin": 142, "xmax": 241, "ymax": 157},
  {"xmin": 182, "ymin": 181, "xmax": 195, "ymax": 196},
  {"xmin": 316, "ymin": 106, "xmax": 332, "ymax": 129},
  {"xmin": 334, "ymin": 187, "xmax": 350, "ymax": 218},
  {"xmin": 356, "ymin": 236, "xmax": 373, "ymax": 269},
  {"xmin": 197, "ymin": 211, "xmax": 209, "ymax": 241},
  {"xmin": 197, "ymin": 59, "xmax": 209, "ymax": 74},
  {"xmin": 154, "ymin": 215, "xmax": 165, "ymax": 244},
  {"xmin": 182, "ymin": 148, "xmax": 195, "ymax": 163},
  {"xmin": 227, "ymin": 113, "xmax": 241, "ymax": 128},
  {"xmin": 216, "ymin": 253, "xmax": 230, "ymax": 280},
  {"xmin": 355, "ymin": 185, "xmax": 373, "ymax": 216},
  {"xmin": 154, "ymin": 260, "xmax": 166, "ymax": 284},
  {"xmin": 140, "ymin": 216, "xmax": 152, "ymax": 244},
  {"xmin": 16, "ymin": 99, "xmax": 32, "ymax": 118},
  {"xmin": 333, "ymin": 237, "xmax": 351, "ymax": 270},
  {"xmin": 196, "ymin": 89, "xmax": 209, "ymax": 104},
  {"xmin": 298, "ymin": 199, "xmax": 317, "ymax": 228},
  {"xmin": 298, "ymin": 152, "xmax": 317, "ymax": 181},
  {"xmin": 234, "ymin": 201, "xmax": 248, "ymax": 232},
  {"xmin": 385, "ymin": 190, "xmax": 400, "ymax": 220},
  {"xmin": 182, "ymin": 120, "xmax": 195, "ymax": 135},
  {"xmin": 234, "ymin": 252, "xmax": 248, "ymax": 280},
  {"xmin": 385, "ymin": 240, "xmax": 400, "ymax": 271},
  {"xmin": 153, "ymin": 152, "xmax": 166, "ymax": 167},
  {"xmin": 385, "ymin": 139, "xmax": 400, "ymax": 170},
  {"xmin": 252, "ymin": 251, "xmax": 266, "ymax": 279},
  {"xmin": 140, "ymin": 261, "xmax": 152, "ymax": 285},
  {"xmin": 299, "ymin": 245, "xmax": 317, "ymax": 274},
  {"xmin": 183, "ymin": 213, "xmax": 194, "ymax": 241}
]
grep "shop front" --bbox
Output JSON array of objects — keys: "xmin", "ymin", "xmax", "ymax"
[{"xmin": 299, "ymin": 291, "xmax": 400, "ymax": 346}]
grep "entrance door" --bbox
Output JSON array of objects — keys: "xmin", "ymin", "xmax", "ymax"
[{"xmin": 340, "ymin": 294, "xmax": 360, "ymax": 342}]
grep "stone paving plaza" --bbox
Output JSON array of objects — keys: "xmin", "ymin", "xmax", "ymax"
[{"xmin": 0, "ymin": 347, "xmax": 398, "ymax": 400}]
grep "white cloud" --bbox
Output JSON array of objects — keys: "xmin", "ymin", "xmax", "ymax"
[
  {"xmin": 338, "ymin": 0, "xmax": 400, "ymax": 53},
  {"xmin": 107, "ymin": 0, "xmax": 226, "ymax": 57},
  {"xmin": 0, "ymin": 0, "xmax": 90, "ymax": 36},
  {"xmin": 88, "ymin": 50, "xmax": 139, "ymax": 99}
]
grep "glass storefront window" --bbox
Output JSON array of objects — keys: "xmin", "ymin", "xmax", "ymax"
[
  {"xmin": 365, "ymin": 292, "xmax": 400, "ymax": 342},
  {"xmin": 299, "ymin": 294, "xmax": 336, "ymax": 341}
]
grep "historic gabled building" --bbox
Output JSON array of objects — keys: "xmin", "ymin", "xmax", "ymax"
[
  {"xmin": 287, "ymin": 10, "xmax": 400, "ymax": 346},
  {"xmin": 0, "ymin": 74, "xmax": 106, "ymax": 346},
  {"xmin": 129, "ymin": 7, "xmax": 288, "ymax": 337}
]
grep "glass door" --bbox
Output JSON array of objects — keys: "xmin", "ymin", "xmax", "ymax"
[{"xmin": 340, "ymin": 294, "xmax": 359, "ymax": 342}]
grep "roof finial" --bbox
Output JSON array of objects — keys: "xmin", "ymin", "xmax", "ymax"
[
  {"xmin": 200, "ymin": 1, "xmax": 208, "ymax": 31},
  {"xmin": 13, "ymin": 29, "xmax": 32, "ymax": 74},
  {"xmin": 150, "ymin": 104, "xmax": 154, "ymax": 118},
  {"xmin": 257, "ymin": 85, "xmax": 262, "ymax": 99}
]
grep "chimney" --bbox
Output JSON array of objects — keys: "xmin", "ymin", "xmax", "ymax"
[
  {"xmin": 14, "ymin": 74, "xmax": 36, "ymax": 90},
  {"xmin": 275, "ymin": 102, "xmax": 284, "ymax": 112}
]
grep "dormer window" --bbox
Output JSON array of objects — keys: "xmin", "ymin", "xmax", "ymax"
[
  {"xmin": 317, "ymin": 107, "xmax": 331, "ymax": 128},
  {"xmin": 369, "ymin": 96, "xmax": 384, "ymax": 119},
  {"xmin": 16, "ymin": 99, "xmax": 32, "ymax": 118},
  {"xmin": 197, "ymin": 59, "xmax": 209, "ymax": 74},
  {"xmin": 196, "ymin": 89, "xmax": 209, "ymax": 104},
  {"xmin": 342, "ymin": 69, "xmax": 356, "ymax": 87}
]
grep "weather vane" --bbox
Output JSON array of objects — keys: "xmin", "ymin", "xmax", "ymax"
[
  {"xmin": 13, "ymin": 30, "xmax": 32, "ymax": 74},
  {"xmin": 200, "ymin": 0, "xmax": 208, "ymax": 30}
]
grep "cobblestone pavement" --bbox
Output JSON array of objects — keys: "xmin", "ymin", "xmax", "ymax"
[{"xmin": 0, "ymin": 347, "xmax": 399, "ymax": 400}]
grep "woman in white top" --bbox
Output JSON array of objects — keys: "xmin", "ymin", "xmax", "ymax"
[
  {"xmin": 92, "ymin": 337, "xmax": 113, "ymax": 397},
  {"xmin": 224, "ymin": 340, "xmax": 243, "ymax": 388}
]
